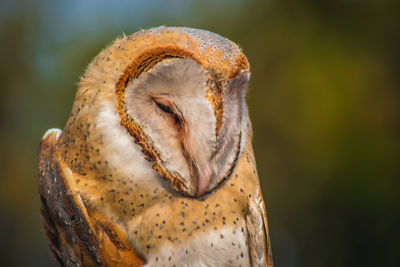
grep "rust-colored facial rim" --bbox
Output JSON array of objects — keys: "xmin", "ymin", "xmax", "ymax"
[{"xmin": 115, "ymin": 45, "xmax": 244, "ymax": 196}]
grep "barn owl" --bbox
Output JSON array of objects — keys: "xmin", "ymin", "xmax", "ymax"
[{"xmin": 38, "ymin": 26, "xmax": 273, "ymax": 267}]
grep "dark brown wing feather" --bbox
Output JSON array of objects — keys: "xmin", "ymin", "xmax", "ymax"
[
  {"xmin": 38, "ymin": 130, "xmax": 145, "ymax": 266},
  {"xmin": 38, "ymin": 130, "xmax": 103, "ymax": 266}
]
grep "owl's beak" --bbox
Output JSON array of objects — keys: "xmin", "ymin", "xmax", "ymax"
[{"xmin": 196, "ymin": 168, "xmax": 211, "ymax": 197}]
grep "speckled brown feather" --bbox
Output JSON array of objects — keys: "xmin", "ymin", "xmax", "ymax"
[{"xmin": 48, "ymin": 122, "xmax": 272, "ymax": 266}]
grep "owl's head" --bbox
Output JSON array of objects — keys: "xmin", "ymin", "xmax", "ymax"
[{"xmin": 72, "ymin": 27, "xmax": 250, "ymax": 197}]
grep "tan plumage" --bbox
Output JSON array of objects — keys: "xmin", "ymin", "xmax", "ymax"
[{"xmin": 38, "ymin": 26, "xmax": 273, "ymax": 266}]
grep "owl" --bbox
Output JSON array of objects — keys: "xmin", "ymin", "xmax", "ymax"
[{"xmin": 38, "ymin": 26, "xmax": 273, "ymax": 267}]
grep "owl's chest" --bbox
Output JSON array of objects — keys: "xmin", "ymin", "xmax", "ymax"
[
  {"xmin": 77, "ymin": 148, "xmax": 256, "ymax": 266},
  {"xmin": 114, "ymin": 186, "xmax": 252, "ymax": 266},
  {"xmin": 144, "ymin": 223, "xmax": 251, "ymax": 266}
]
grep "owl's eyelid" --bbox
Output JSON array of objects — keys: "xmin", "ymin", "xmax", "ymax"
[
  {"xmin": 151, "ymin": 96, "xmax": 185, "ymax": 126},
  {"xmin": 151, "ymin": 96, "xmax": 174, "ymax": 114},
  {"xmin": 156, "ymin": 101, "xmax": 174, "ymax": 114}
]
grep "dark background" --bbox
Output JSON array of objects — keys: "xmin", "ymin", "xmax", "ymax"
[{"xmin": 0, "ymin": 0, "xmax": 399, "ymax": 266}]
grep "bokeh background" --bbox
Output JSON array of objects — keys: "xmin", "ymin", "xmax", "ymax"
[{"xmin": 1, "ymin": 0, "xmax": 399, "ymax": 266}]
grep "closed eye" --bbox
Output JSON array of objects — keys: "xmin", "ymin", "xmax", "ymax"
[
  {"xmin": 155, "ymin": 101, "xmax": 174, "ymax": 115},
  {"xmin": 152, "ymin": 96, "xmax": 183, "ymax": 125}
]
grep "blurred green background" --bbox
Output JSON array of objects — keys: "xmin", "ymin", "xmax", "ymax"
[{"xmin": 1, "ymin": 0, "xmax": 399, "ymax": 266}]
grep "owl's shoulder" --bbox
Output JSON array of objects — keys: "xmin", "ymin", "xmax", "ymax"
[
  {"xmin": 38, "ymin": 128, "xmax": 103, "ymax": 265},
  {"xmin": 38, "ymin": 128, "xmax": 146, "ymax": 266}
]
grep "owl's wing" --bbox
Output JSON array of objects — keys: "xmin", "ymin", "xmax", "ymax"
[
  {"xmin": 38, "ymin": 129, "xmax": 145, "ymax": 266},
  {"xmin": 246, "ymin": 193, "xmax": 274, "ymax": 267}
]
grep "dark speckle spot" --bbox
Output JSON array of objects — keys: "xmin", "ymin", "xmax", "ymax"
[{"xmin": 220, "ymin": 234, "xmax": 224, "ymax": 239}]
